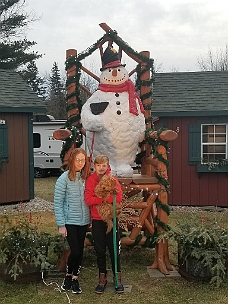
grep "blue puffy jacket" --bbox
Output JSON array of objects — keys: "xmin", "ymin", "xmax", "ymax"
[{"xmin": 54, "ymin": 171, "xmax": 90, "ymax": 227}]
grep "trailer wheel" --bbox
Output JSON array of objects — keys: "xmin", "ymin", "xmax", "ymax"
[{"xmin": 34, "ymin": 168, "xmax": 47, "ymax": 178}]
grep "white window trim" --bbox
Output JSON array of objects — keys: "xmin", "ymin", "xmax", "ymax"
[{"xmin": 201, "ymin": 123, "xmax": 228, "ymax": 164}]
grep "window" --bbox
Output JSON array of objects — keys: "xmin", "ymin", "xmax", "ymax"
[
  {"xmin": 33, "ymin": 133, "xmax": 41, "ymax": 148},
  {"xmin": 189, "ymin": 119, "xmax": 228, "ymax": 172},
  {"xmin": 201, "ymin": 124, "xmax": 227, "ymax": 163}
]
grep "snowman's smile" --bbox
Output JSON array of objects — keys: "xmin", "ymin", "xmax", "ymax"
[{"xmin": 103, "ymin": 75, "xmax": 126, "ymax": 83}]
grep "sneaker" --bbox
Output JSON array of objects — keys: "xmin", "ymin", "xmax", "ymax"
[
  {"xmin": 95, "ymin": 283, "xmax": 106, "ymax": 294},
  {"xmin": 71, "ymin": 279, "xmax": 82, "ymax": 294},
  {"xmin": 61, "ymin": 275, "xmax": 72, "ymax": 291},
  {"xmin": 95, "ymin": 272, "xmax": 107, "ymax": 294},
  {"xmin": 115, "ymin": 283, "xmax": 124, "ymax": 293}
]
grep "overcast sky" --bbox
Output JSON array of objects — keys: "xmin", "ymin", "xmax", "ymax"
[{"xmin": 25, "ymin": 0, "xmax": 228, "ymax": 76}]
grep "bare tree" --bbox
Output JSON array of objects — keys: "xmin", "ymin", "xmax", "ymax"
[{"xmin": 198, "ymin": 45, "xmax": 228, "ymax": 71}]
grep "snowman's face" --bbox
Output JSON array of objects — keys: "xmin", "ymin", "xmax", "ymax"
[{"xmin": 100, "ymin": 65, "xmax": 129, "ymax": 85}]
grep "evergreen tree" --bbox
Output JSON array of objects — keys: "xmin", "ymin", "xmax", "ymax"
[
  {"xmin": 19, "ymin": 61, "xmax": 46, "ymax": 99},
  {"xmin": 0, "ymin": 0, "xmax": 41, "ymax": 70},
  {"xmin": 47, "ymin": 62, "xmax": 67, "ymax": 119}
]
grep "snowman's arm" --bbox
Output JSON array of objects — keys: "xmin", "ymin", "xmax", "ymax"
[{"xmin": 81, "ymin": 101, "xmax": 104, "ymax": 132}]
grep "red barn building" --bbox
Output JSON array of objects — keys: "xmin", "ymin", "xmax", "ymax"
[
  {"xmin": 153, "ymin": 71, "xmax": 228, "ymax": 207},
  {"xmin": 0, "ymin": 69, "xmax": 46, "ymax": 204}
]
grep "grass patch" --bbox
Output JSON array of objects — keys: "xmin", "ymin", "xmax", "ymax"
[
  {"xmin": 34, "ymin": 176, "xmax": 58, "ymax": 202},
  {"xmin": 0, "ymin": 177, "xmax": 228, "ymax": 303}
]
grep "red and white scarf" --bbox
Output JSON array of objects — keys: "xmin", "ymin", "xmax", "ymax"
[{"xmin": 97, "ymin": 79, "xmax": 145, "ymax": 116}]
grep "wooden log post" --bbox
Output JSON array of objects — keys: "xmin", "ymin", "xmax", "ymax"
[
  {"xmin": 139, "ymin": 51, "xmax": 151, "ymax": 130},
  {"xmin": 129, "ymin": 192, "xmax": 158, "ymax": 240},
  {"xmin": 54, "ymin": 49, "xmax": 82, "ymax": 168},
  {"xmin": 150, "ymin": 144, "xmax": 173, "ymax": 274},
  {"xmin": 66, "ymin": 49, "xmax": 81, "ymax": 126},
  {"xmin": 139, "ymin": 51, "xmax": 155, "ymax": 177}
]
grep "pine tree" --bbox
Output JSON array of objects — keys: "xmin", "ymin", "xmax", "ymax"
[
  {"xmin": 47, "ymin": 62, "xmax": 67, "ymax": 119},
  {"xmin": 0, "ymin": 0, "xmax": 41, "ymax": 70},
  {"xmin": 19, "ymin": 61, "xmax": 46, "ymax": 99}
]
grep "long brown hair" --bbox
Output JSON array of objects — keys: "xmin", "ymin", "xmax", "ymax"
[{"xmin": 67, "ymin": 148, "xmax": 91, "ymax": 181}]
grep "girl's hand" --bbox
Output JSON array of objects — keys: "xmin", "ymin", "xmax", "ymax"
[{"xmin": 59, "ymin": 226, "xmax": 67, "ymax": 237}]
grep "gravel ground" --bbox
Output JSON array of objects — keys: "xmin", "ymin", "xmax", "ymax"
[
  {"xmin": 0, "ymin": 197, "xmax": 54, "ymax": 215},
  {"xmin": 0, "ymin": 197, "xmax": 227, "ymax": 216}
]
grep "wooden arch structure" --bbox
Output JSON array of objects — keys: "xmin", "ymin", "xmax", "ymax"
[{"xmin": 54, "ymin": 23, "xmax": 178, "ymax": 275}]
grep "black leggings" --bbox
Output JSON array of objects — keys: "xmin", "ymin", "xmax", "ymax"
[
  {"xmin": 65, "ymin": 224, "xmax": 88, "ymax": 276},
  {"xmin": 92, "ymin": 219, "xmax": 121, "ymax": 274}
]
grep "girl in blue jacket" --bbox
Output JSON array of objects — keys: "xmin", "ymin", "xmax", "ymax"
[{"xmin": 54, "ymin": 148, "xmax": 91, "ymax": 294}]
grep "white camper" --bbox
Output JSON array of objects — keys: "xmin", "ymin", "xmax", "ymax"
[
  {"xmin": 33, "ymin": 115, "xmax": 87, "ymax": 177},
  {"xmin": 33, "ymin": 120, "xmax": 66, "ymax": 177}
]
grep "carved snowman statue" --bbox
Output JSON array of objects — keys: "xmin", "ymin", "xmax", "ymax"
[{"xmin": 81, "ymin": 47, "xmax": 145, "ymax": 177}]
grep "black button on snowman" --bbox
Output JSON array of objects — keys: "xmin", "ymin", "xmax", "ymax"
[{"xmin": 81, "ymin": 46, "xmax": 145, "ymax": 177}]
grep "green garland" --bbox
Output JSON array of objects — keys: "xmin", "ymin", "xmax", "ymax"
[
  {"xmin": 154, "ymin": 216, "xmax": 170, "ymax": 231},
  {"xmin": 59, "ymin": 29, "xmax": 176, "ymax": 253},
  {"xmin": 66, "ymin": 103, "xmax": 80, "ymax": 112},
  {"xmin": 155, "ymin": 198, "xmax": 170, "ymax": 216},
  {"xmin": 142, "ymin": 230, "xmax": 159, "ymax": 248},
  {"xmin": 144, "ymin": 127, "xmax": 172, "ymax": 233},
  {"xmin": 119, "ymin": 231, "xmax": 158, "ymax": 249},
  {"xmin": 154, "ymin": 172, "xmax": 170, "ymax": 189},
  {"xmin": 64, "ymin": 28, "xmax": 155, "ymax": 149}
]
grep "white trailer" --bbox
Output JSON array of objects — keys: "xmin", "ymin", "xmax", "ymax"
[
  {"xmin": 33, "ymin": 119, "xmax": 87, "ymax": 177},
  {"xmin": 33, "ymin": 120, "xmax": 66, "ymax": 177}
]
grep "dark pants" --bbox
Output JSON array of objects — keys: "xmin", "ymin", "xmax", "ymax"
[
  {"xmin": 92, "ymin": 219, "xmax": 121, "ymax": 274},
  {"xmin": 65, "ymin": 224, "xmax": 88, "ymax": 276}
]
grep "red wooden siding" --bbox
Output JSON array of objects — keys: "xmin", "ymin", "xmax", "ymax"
[
  {"xmin": 0, "ymin": 113, "xmax": 30, "ymax": 204},
  {"xmin": 155, "ymin": 117, "xmax": 228, "ymax": 207}
]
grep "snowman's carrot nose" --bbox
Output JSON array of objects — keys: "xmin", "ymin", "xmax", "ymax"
[{"xmin": 112, "ymin": 69, "xmax": 117, "ymax": 77}]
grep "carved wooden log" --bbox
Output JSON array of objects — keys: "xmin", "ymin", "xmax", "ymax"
[
  {"xmin": 53, "ymin": 129, "xmax": 72, "ymax": 140},
  {"xmin": 66, "ymin": 49, "xmax": 81, "ymax": 126},
  {"xmin": 150, "ymin": 144, "xmax": 172, "ymax": 274},
  {"xmin": 81, "ymin": 65, "xmax": 100, "ymax": 82},
  {"xmin": 99, "ymin": 23, "xmax": 144, "ymax": 64},
  {"xmin": 120, "ymin": 236, "xmax": 147, "ymax": 246},
  {"xmin": 144, "ymin": 218, "xmax": 155, "ymax": 235},
  {"xmin": 123, "ymin": 189, "xmax": 141, "ymax": 198},
  {"xmin": 149, "ymin": 129, "xmax": 178, "ymax": 142},
  {"xmin": 129, "ymin": 192, "xmax": 157, "ymax": 240},
  {"xmin": 125, "ymin": 184, "xmax": 160, "ymax": 192},
  {"xmin": 143, "ymin": 157, "xmax": 158, "ymax": 166}
]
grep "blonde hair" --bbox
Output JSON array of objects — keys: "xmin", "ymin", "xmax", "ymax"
[
  {"xmin": 94, "ymin": 155, "xmax": 109, "ymax": 165},
  {"xmin": 67, "ymin": 148, "xmax": 91, "ymax": 181}
]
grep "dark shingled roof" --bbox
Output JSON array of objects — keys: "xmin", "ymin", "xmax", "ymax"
[
  {"xmin": 0, "ymin": 69, "xmax": 46, "ymax": 113},
  {"xmin": 152, "ymin": 71, "xmax": 228, "ymax": 117}
]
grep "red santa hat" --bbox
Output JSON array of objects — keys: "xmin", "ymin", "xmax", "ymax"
[{"xmin": 100, "ymin": 47, "xmax": 126, "ymax": 71}]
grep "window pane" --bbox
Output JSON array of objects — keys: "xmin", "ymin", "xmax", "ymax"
[
  {"xmin": 202, "ymin": 125, "xmax": 214, "ymax": 133},
  {"xmin": 215, "ymin": 145, "xmax": 226, "ymax": 153},
  {"xmin": 33, "ymin": 133, "xmax": 41, "ymax": 148},
  {"xmin": 215, "ymin": 134, "xmax": 226, "ymax": 143},
  {"xmin": 215, "ymin": 154, "xmax": 226, "ymax": 160},
  {"xmin": 215, "ymin": 125, "xmax": 226, "ymax": 133},
  {"xmin": 203, "ymin": 145, "xmax": 215, "ymax": 153}
]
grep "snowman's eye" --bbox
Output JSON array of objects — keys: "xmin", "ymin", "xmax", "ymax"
[
  {"xmin": 109, "ymin": 69, "xmax": 112, "ymax": 72},
  {"xmin": 118, "ymin": 69, "xmax": 121, "ymax": 72}
]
